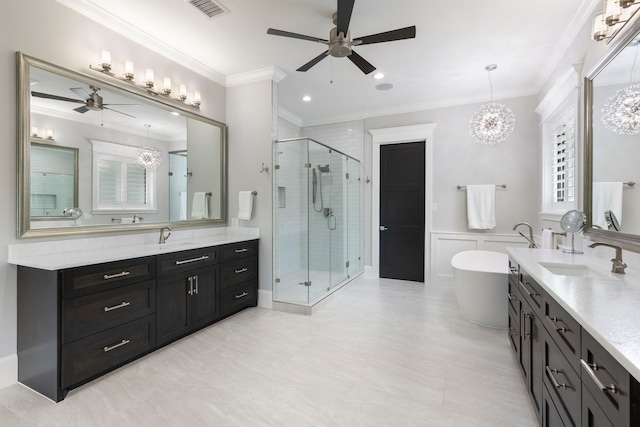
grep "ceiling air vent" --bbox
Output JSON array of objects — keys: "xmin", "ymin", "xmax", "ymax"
[{"xmin": 187, "ymin": 0, "xmax": 227, "ymax": 18}]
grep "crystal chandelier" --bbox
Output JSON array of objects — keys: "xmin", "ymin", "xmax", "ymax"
[
  {"xmin": 601, "ymin": 42, "xmax": 640, "ymax": 135},
  {"xmin": 135, "ymin": 124, "xmax": 161, "ymax": 169},
  {"xmin": 469, "ymin": 64, "xmax": 515, "ymax": 145}
]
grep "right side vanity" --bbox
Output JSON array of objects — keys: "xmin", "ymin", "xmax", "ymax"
[{"xmin": 506, "ymin": 248, "xmax": 640, "ymax": 427}]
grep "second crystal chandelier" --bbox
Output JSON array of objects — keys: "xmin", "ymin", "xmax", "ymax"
[{"xmin": 469, "ymin": 64, "xmax": 515, "ymax": 145}]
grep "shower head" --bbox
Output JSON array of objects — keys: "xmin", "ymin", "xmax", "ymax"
[{"xmin": 317, "ymin": 164, "xmax": 330, "ymax": 173}]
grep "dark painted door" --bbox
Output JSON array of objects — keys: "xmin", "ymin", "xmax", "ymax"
[{"xmin": 379, "ymin": 141, "xmax": 425, "ymax": 282}]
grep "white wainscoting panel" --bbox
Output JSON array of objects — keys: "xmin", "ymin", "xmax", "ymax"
[{"xmin": 430, "ymin": 232, "xmax": 530, "ymax": 286}]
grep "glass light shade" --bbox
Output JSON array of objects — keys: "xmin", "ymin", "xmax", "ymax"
[
  {"xmin": 605, "ymin": 0, "xmax": 621, "ymax": 25},
  {"xmin": 101, "ymin": 50, "xmax": 111, "ymax": 70},
  {"xmin": 124, "ymin": 60, "xmax": 135, "ymax": 79},
  {"xmin": 194, "ymin": 90, "xmax": 201, "ymax": 105},
  {"xmin": 593, "ymin": 13, "xmax": 609, "ymax": 41},
  {"xmin": 135, "ymin": 147, "xmax": 161, "ymax": 169},
  {"xmin": 601, "ymin": 83, "xmax": 640, "ymax": 135},
  {"xmin": 179, "ymin": 84, "xmax": 187, "ymax": 100},
  {"xmin": 46, "ymin": 129, "xmax": 54, "ymax": 139},
  {"xmin": 31, "ymin": 126, "xmax": 38, "ymax": 137},
  {"xmin": 145, "ymin": 69, "xmax": 155, "ymax": 87},
  {"xmin": 469, "ymin": 102, "xmax": 516, "ymax": 145},
  {"xmin": 163, "ymin": 77, "xmax": 172, "ymax": 94}
]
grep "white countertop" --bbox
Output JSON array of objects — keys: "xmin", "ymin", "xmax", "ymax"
[
  {"xmin": 7, "ymin": 226, "xmax": 260, "ymax": 270},
  {"xmin": 507, "ymin": 248, "xmax": 640, "ymax": 382}
]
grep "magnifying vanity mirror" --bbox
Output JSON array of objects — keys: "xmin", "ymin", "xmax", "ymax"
[
  {"xmin": 560, "ymin": 210, "xmax": 586, "ymax": 254},
  {"xmin": 17, "ymin": 52, "xmax": 227, "ymax": 238},
  {"xmin": 585, "ymin": 15, "xmax": 640, "ymax": 250}
]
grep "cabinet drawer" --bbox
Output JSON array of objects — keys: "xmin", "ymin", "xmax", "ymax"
[
  {"xmin": 157, "ymin": 246, "xmax": 218, "ymax": 276},
  {"xmin": 63, "ymin": 280, "xmax": 156, "ymax": 343},
  {"xmin": 507, "ymin": 274, "xmax": 521, "ymax": 315},
  {"xmin": 62, "ymin": 257, "xmax": 155, "ymax": 298},
  {"xmin": 508, "ymin": 304, "xmax": 520, "ymax": 360},
  {"xmin": 508, "ymin": 258, "xmax": 519, "ymax": 280},
  {"xmin": 62, "ymin": 315, "xmax": 155, "ymax": 388},
  {"xmin": 543, "ymin": 385, "xmax": 571, "ymax": 427},
  {"xmin": 519, "ymin": 270, "xmax": 544, "ymax": 313},
  {"xmin": 582, "ymin": 383, "xmax": 614, "ymax": 427},
  {"xmin": 221, "ymin": 280, "xmax": 257, "ymax": 316},
  {"xmin": 220, "ymin": 240, "xmax": 258, "ymax": 262},
  {"xmin": 544, "ymin": 296, "xmax": 580, "ymax": 373},
  {"xmin": 581, "ymin": 330, "xmax": 631, "ymax": 427},
  {"xmin": 543, "ymin": 329, "xmax": 580, "ymax": 427},
  {"xmin": 220, "ymin": 257, "xmax": 257, "ymax": 289}
]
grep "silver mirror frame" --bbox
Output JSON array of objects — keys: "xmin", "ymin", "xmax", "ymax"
[
  {"xmin": 584, "ymin": 16, "xmax": 640, "ymax": 251},
  {"xmin": 17, "ymin": 52, "xmax": 227, "ymax": 238}
]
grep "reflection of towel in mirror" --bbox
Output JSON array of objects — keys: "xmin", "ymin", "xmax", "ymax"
[
  {"xmin": 466, "ymin": 185, "xmax": 496, "ymax": 230},
  {"xmin": 592, "ymin": 182, "xmax": 622, "ymax": 229},
  {"xmin": 238, "ymin": 191, "xmax": 254, "ymax": 221},
  {"xmin": 191, "ymin": 192, "xmax": 209, "ymax": 219}
]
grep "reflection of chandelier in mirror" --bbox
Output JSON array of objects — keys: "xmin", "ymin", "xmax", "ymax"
[
  {"xmin": 592, "ymin": 0, "xmax": 640, "ymax": 42},
  {"xmin": 601, "ymin": 42, "xmax": 640, "ymax": 135},
  {"xmin": 136, "ymin": 124, "xmax": 162, "ymax": 169},
  {"xmin": 469, "ymin": 64, "xmax": 515, "ymax": 145}
]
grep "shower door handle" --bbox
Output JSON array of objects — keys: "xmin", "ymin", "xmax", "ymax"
[
  {"xmin": 379, "ymin": 226, "xmax": 388, "ymax": 231},
  {"xmin": 328, "ymin": 214, "xmax": 337, "ymax": 230}
]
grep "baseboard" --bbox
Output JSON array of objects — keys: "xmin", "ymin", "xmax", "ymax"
[
  {"xmin": 0, "ymin": 354, "xmax": 17, "ymax": 390},
  {"xmin": 257, "ymin": 289, "xmax": 273, "ymax": 309},
  {"xmin": 364, "ymin": 265, "xmax": 375, "ymax": 278}
]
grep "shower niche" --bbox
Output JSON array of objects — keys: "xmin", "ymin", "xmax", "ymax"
[{"xmin": 274, "ymin": 137, "xmax": 363, "ymax": 305}]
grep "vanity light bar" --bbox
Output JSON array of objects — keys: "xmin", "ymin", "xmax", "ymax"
[
  {"xmin": 592, "ymin": 0, "xmax": 640, "ymax": 42},
  {"xmin": 90, "ymin": 50, "xmax": 201, "ymax": 108}
]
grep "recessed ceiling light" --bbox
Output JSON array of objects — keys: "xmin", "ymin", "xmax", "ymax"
[
  {"xmin": 373, "ymin": 72, "xmax": 384, "ymax": 80},
  {"xmin": 302, "ymin": 95, "xmax": 311, "ymax": 102},
  {"xmin": 375, "ymin": 83, "xmax": 394, "ymax": 91}
]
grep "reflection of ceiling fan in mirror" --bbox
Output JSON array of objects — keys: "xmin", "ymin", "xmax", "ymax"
[
  {"xmin": 31, "ymin": 86, "xmax": 139, "ymax": 118},
  {"xmin": 266, "ymin": 0, "xmax": 416, "ymax": 75}
]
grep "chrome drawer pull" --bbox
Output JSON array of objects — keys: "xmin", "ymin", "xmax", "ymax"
[
  {"xmin": 519, "ymin": 280, "xmax": 540, "ymax": 297},
  {"xmin": 104, "ymin": 301, "xmax": 131, "ymax": 312},
  {"xmin": 104, "ymin": 339, "xmax": 130, "ymax": 353},
  {"xmin": 235, "ymin": 267, "xmax": 248, "ymax": 274},
  {"xmin": 175, "ymin": 255, "xmax": 209, "ymax": 265},
  {"xmin": 546, "ymin": 366, "xmax": 572, "ymax": 390},
  {"xmin": 507, "ymin": 292, "xmax": 517, "ymax": 301},
  {"xmin": 546, "ymin": 315, "xmax": 570, "ymax": 333},
  {"xmin": 234, "ymin": 248, "xmax": 248, "ymax": 253},
  {"xmin": 235, "ymin": 291, "xmax": 248, "ymax": 299},
  {"xmin": 580, "ymin": 359, "xmax": 618, "ymax": 394},
  {"xmin": 103, "ymin": 271, "xmax": 130, "ymax": 280}
]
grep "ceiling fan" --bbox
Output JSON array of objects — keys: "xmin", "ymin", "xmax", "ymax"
[
  {"xmin": 31, "ymin": 86, "xmax": 138, "ymax": 118},
  {"xmin": 267, "ymin": 0, "xmax": 416, "ymax": 75}
]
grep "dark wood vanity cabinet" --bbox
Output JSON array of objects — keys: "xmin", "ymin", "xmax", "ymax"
[
  {"xmin": 508, "ymin": 257, "xmax": 640, "ymax": 427},
  {"xmin": 17, "ymin": 239, "xmax": 259, "ymax": 402}
]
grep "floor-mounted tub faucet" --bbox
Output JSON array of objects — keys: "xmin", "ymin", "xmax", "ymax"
[
  {"xmin": 587, "ymin": 242, "xmax": 627, "ymax": 274},
  {"xmin": 513, "ymin": 222, "xmax": 537, "ymax": 248},
  {"xmin": 159, "ymin": 226, "xmax": 172, "ymax": 244}
]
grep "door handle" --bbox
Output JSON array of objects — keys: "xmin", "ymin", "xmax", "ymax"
[{"xmin": 379, "ymin": 226, "xmax": 388, "ymax": 231}]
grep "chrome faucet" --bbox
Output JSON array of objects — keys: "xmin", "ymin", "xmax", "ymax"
[
  {"xmin": 133, "ymin": 214, "xmax": 144, "ymax": 223},
  {"xmin": 588, "ymin": 242, "xmax": 627, "ymax": 274},
  {"xmin": 159, "ymin": 226, "xmax": 172, "ymax": 244},
  {"xmin": 513, "ymin": 222, "xmax": 537, "ymax": 248}
]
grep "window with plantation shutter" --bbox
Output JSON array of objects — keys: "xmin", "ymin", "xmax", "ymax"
[
  {"xmin": 552, "ymin": 119, "xmax": 575, "ymax": 203},
  {"xmin": 91, "ymin": 140, "xmax": 157, "ymax": 213}
]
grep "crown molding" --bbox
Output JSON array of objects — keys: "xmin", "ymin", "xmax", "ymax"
[{"xmin": 226, "ymin": 66, "xmax": 286, "ymax": 87}]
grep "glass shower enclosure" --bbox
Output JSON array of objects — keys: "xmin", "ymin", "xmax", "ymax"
[{"xmin": 274, "ymin": 137, "xmax": 363, "ymax": 305}]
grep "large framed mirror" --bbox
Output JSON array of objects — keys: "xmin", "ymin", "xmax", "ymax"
[
  {"xmin": 17, "ymin": 52, "xmax": 227, "ymax": 238},
  {"xmin": 585, "ymin": 15, "xmax": 640, "ymax": 250}
]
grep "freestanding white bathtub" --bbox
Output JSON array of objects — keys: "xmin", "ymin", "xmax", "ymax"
[{"xmin": 451, "ymin": 250, "xmax": 508, "ymax": 328}]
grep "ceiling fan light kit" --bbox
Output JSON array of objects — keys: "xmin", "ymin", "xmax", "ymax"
[{"xmin": 266, "ymin": 0, "xmax": 416, "ymax": 75}]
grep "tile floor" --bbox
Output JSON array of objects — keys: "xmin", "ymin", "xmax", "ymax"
[{"xmin": 0, "ymin": 275, "xmax": 538, "ymax": 426}]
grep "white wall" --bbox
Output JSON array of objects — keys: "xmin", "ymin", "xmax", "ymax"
[{"xmin": 0, "ymin": 1, "xmax": 226, "ymax": 371}]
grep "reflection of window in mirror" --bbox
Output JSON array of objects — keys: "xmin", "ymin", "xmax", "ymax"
[
  {"xmin": 30, "ymin": 142, "xmax": 78, "ymax": 217},
  {"xmin": 91, "ymin": 140, "xmax": 157, "ymax": 212}
]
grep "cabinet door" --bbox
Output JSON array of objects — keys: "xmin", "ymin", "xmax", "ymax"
[
  {"xmin": 543, "ymin": 329, "xmax": 580, "ymax": 427},
  {"xmin": 522, "ymin": 298, "xmax": 543, "ymax": 420},
  {"xmin": 543, "ymin": 385, "xmax": 568, "ymax": 427},
  {"xmin": 157, "ymin": 273, "xmax": 191, "ymax": 344},
  {"xmin": 190, "ymin": 266, "xmax": 218, "ymax": 328},
  {"xmin": 581, "ymin": 384, "xmax": 614, "ymax": 427}
]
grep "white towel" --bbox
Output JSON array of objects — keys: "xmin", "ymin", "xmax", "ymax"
[
  {"xmin": 191, "ymin": 192, "xmax": 209, "ymax": 219},
  {"xmin": 592, "ymin": 182, "xmax": 623, "ymax": 229},
  {"xmin": 238, "ymin": 191, "xmax": 254, "ymax": 221},
  {"xmin": 466, "ymin": 185, "xmax": 496, "ymax": 230},
  {"xmin": 179, "ymin": 192, "xmax": 187, "ymax": 221},
  {"xmin": 541, "ymin": 229, "xmax": 555, "ymax": 250}
]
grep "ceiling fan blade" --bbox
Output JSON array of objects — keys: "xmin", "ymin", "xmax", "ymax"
[
  {"xmin": 297, "ymin": 51, "xmax": 329, "ymax": 72},
  {"xmin": 70, "ymin": 87, "xmax": 91, "ymax": 100},
  {"xmin": 105, "ymin": 107, "xmax": 137, "ymax": 118},
  {"xmin": 31, "ymin": 91, "xmax": 84, "ymax": 103},
  {"xmin": 336, "ymin": 0, "xmax": 355, "ymax": 35},
  {"xmin": 74, "ymin": 105, "xmax": 89, "ymax": 114},
  {"xmin": 355, "ymin": 26, "xmax": 416, "ymax": 45},
  {"xmin": 347, "ymin": 50, "xmax": 376, "ymax": 75},
  {"xmin": 267, "ymin": 28, "xmax": 327, "ymax": 43}
]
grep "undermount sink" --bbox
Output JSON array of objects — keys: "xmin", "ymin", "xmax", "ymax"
[
  {"xmin": 146, "ymin": 241, "xmax": 195, "ymax": 250},
  {"xmin": 538, "ymin": 262, "xmax": 618, "ymax": 280}
]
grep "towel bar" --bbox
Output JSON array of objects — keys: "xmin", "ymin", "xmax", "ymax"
[{"xmin": 457, "ymin": 184, "xmax": 506, "ymax": 190}]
